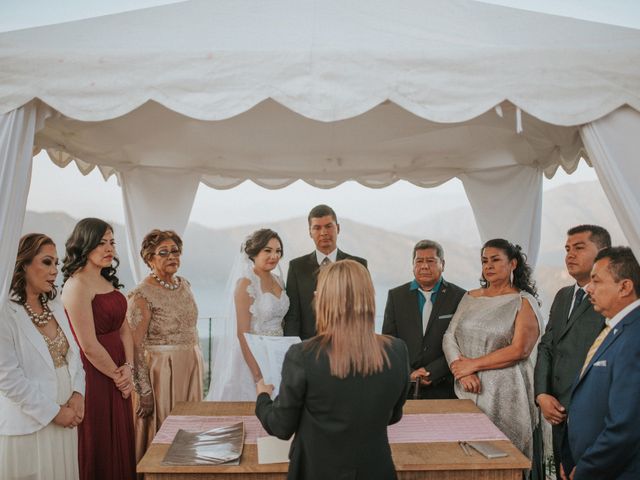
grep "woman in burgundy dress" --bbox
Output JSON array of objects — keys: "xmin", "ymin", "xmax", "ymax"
[{"xmin": 62, "ymin": 218, "xmax": 136, "ymax": 480}]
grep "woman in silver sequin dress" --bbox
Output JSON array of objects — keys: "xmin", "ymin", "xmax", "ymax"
[{"xmin": 443, "ymin": 238, "xmax": 543, "ymax": 460}]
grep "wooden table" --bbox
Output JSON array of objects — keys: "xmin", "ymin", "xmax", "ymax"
[{"xmin": 138, "ymin": 400, "xmax": 530, "ymax": 479}]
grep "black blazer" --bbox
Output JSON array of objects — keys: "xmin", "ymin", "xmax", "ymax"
[
  {"xmin": 256, "ymin": 337, "xmax": 410, "ymax": 480},
  {"xmin": 534, "ymin": 285, "xmax": 605, "ymax": 409},
  {"xmin": 283, "ymin": 250, "xmax": 368, "ymax": 339},
  {"xmin": 382, "ymin": 278, "xmax": 466, "ymax": 399},
  {"xmin": 534, "ymin": 285, "xmax": 605, "ymax": 475}
]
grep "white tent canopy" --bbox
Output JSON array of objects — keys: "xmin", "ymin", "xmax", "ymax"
[{"xmin": 1, "ymin": 0, "xmax": 640, "ymax": 301}]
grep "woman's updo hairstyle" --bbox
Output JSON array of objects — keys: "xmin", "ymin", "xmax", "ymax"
[
  {"xmin": 480, "ymin": 238, "xmax": 538, "ymax": 298},
  {"xmin": 243, "ymin": 229, "xmax": 283, "ymax": 262},
  {"xmin": 140, "ymin": 229, "xmax": 183, "ymax": 268}
]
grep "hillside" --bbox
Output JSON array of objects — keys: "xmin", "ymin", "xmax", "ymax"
[{"xmin": 22, "ymin": 180, "xmax": 625, "ymax": 321}]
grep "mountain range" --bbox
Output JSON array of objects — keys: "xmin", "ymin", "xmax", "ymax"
[{"xmin": 22, "ymin": 180, "xmax": 625, "ymax": 324}]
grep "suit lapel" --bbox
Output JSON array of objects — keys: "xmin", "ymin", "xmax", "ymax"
[
  {"xmin": 402, "ymin": 286, "xmax": 423, "ymax": 338},
  {"xmin": 336, "ymin": 249, "xmax": 347, "ymax": 261},
  {"xmin": 578, "ymin": 323, "xmax": 622, "ymax": 382},
  {"xmin": 578, "ymin": 306, "xmax": 640, "ymax": 383},
  {"xmin": 11, "ymin": 303, "xmax": 55, "ymax": 370},
  {"xmin": 558, "ymin": 287, "xmax": 585, "ymax": 339},
  {"xmin": 307, "ymin": 251, "xmax": 319, "ymax": 270}
]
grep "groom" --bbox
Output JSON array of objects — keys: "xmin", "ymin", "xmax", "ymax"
[{"xmin": 283, "ymin": 204, "xmax": 367, "ymax": 339}]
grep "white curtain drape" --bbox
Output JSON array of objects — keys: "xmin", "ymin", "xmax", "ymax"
[
  {"xmin": 119, "ymin": 167, "xmax": 201, "ymax": 283},
  {"xmin": 460, "ymin": 165, "xmax": 543, "ymax": 266},
  {"xmin": 581, "ymin": 107, "xmax": 640, "ymax": 258},
  {"xmin": 0, "ymin": 103, "xmax": 50, "ymax": 306}
]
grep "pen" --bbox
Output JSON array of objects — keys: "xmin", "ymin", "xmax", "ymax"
[
  {"xmin": 459, "ymin": 441, "xmax": 471, "ymax": 456},
  {"xmin": 412, "ymin": 378, "xmax": 421, "ymax": 399}
]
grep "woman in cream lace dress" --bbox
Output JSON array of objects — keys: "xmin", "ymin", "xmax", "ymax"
[
  {"xmin": 1, "ymin": 233, "xmax": 85, "ymax": 480},
  {"xmin": 126, "ymin": 230, "xmax": 203, "ymax": 463}
]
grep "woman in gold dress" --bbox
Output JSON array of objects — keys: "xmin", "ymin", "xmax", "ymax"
[{"xmin": 126, "ymin": 230, "xmax": 203, "ymax": 463}]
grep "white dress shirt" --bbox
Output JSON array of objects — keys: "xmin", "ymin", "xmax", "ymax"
[
  {"xmin": 316, "ymin": 249, "xmax": 338, "ymax": 265},
  {"xmin": 606, "ymin": 298, "xmax": 640, "ymax": 330}
]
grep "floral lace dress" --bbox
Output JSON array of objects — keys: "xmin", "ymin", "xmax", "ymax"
[
  {"xmin": 206, "ymin": 271, "xmax": 290, "ymax": 401},
  {"xmin": 126, "ymin": 278, "xmax": 204, "ymax": 463}
]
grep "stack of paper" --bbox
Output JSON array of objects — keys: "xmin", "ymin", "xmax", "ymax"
[{"xmin": 244, "ymin": 333, "xmax": 301, "ymax": 396}]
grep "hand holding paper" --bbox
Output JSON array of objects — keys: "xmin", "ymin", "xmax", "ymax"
[
  {"xmin": 256, "ymin": 378, "xmax": 274, "ymax": 397},
  {"xmin": 244, "ymin": 333, "xmax": 301, "ymax": 396}
]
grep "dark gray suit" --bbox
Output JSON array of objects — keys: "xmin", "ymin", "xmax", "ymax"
[
  {"xmin": 283, "ymin": 250, "xmax": 368, "ymax": 340},
  {"xmin": 534, "ymin": 285, "xmax": 605, "ymax": 477},
  {"xmin": 382, "ymin": 278, "xmax": 466, "ymax": 399}
]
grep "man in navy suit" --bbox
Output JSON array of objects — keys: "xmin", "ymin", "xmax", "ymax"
[{"xmin": 561, "ymin": 246, "xmax": 640, "ymax": 480}]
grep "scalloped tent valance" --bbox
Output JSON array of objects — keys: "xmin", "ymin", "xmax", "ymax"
[
  {"xmin": 1, "ymin": 0, "xmax": 638, "ymax": 187},
  {"xmin": 1, "ymin": 0, "xmax": 639, "ymax": 293},
  {"xmin": 35, "ymin": 99, "xmax": 584, "ymax": 189}
]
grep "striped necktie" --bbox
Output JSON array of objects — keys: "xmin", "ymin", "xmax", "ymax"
[{"xmin": 580, "ymin": 324, "xmax": 612, "ymax": 377}]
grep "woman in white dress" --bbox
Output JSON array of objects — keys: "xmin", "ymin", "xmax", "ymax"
[
  {"xmin": 207, "ymin": 229, "xmax": 289, "ymax": 400},
  {"xmin": 0, "ymin": 233, "xmax": 85, "ymax": 480}
]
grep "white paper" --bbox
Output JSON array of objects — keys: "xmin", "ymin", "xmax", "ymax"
[
  {"xmin": 244, "ymin": 333, "xmax": 301, "ymax": 396},
  {"xmin": 257, "ymin": 435, "xmax": 292, "ymax": 464}
]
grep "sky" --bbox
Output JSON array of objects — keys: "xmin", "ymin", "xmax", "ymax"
[
  {"xmin": 2, "ymin": 0, "xmax": 640, "ymax": 32},
  {"xmin": 27, "ymin": 151, "xmax": 599, "ymax": 229},
  {"xmin": 6, "ymin": 0, "xmax": 626, "ymax": 228}
]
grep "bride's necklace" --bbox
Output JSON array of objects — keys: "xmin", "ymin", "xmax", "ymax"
[
  {"xmin": 151, "ymin": 271, "xmax": 180, "ymax": 290},
  {"xmin": 23, "ymin": 295, "xmax": 54, "ymax": 327}
]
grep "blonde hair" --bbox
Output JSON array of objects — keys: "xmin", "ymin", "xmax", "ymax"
[{"xmin": 314, "ymin": 260, "xmax": 390, "ymax": 378}]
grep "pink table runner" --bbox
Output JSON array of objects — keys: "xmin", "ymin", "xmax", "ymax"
[
  {"xmin": 153, "ymin": 413, "xmax": 507, "ymax": 445},
  {"xmin": 388, "ymin": 413, "xmax": 507, "ymax": 443}
]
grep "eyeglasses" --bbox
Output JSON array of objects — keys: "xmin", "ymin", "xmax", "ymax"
[{"xmin": 154, "ymin": 248, "xmax": 182, "ymax": 258}]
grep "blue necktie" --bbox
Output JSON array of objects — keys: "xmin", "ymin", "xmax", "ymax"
[{"xmin": 571, "ymin": 288, "xmax": 585, "ymax": 317}]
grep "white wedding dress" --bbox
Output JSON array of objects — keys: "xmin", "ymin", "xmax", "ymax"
[{"xmin": 206, "ymin": 267, "xmax": 290, "ymax": 401}]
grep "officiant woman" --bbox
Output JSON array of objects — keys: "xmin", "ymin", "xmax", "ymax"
[
  {"xmin": 126, "ymin": 229, "xmax": 203, "ymax": 463},
  {"xmin": 255, "ymin": 259, "xmax": 410, "ymax": 480}
]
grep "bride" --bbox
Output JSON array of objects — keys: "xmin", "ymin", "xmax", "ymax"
[{"xmin": 206, "ymin": 229, "xmax": 289, "ymax": 400}]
